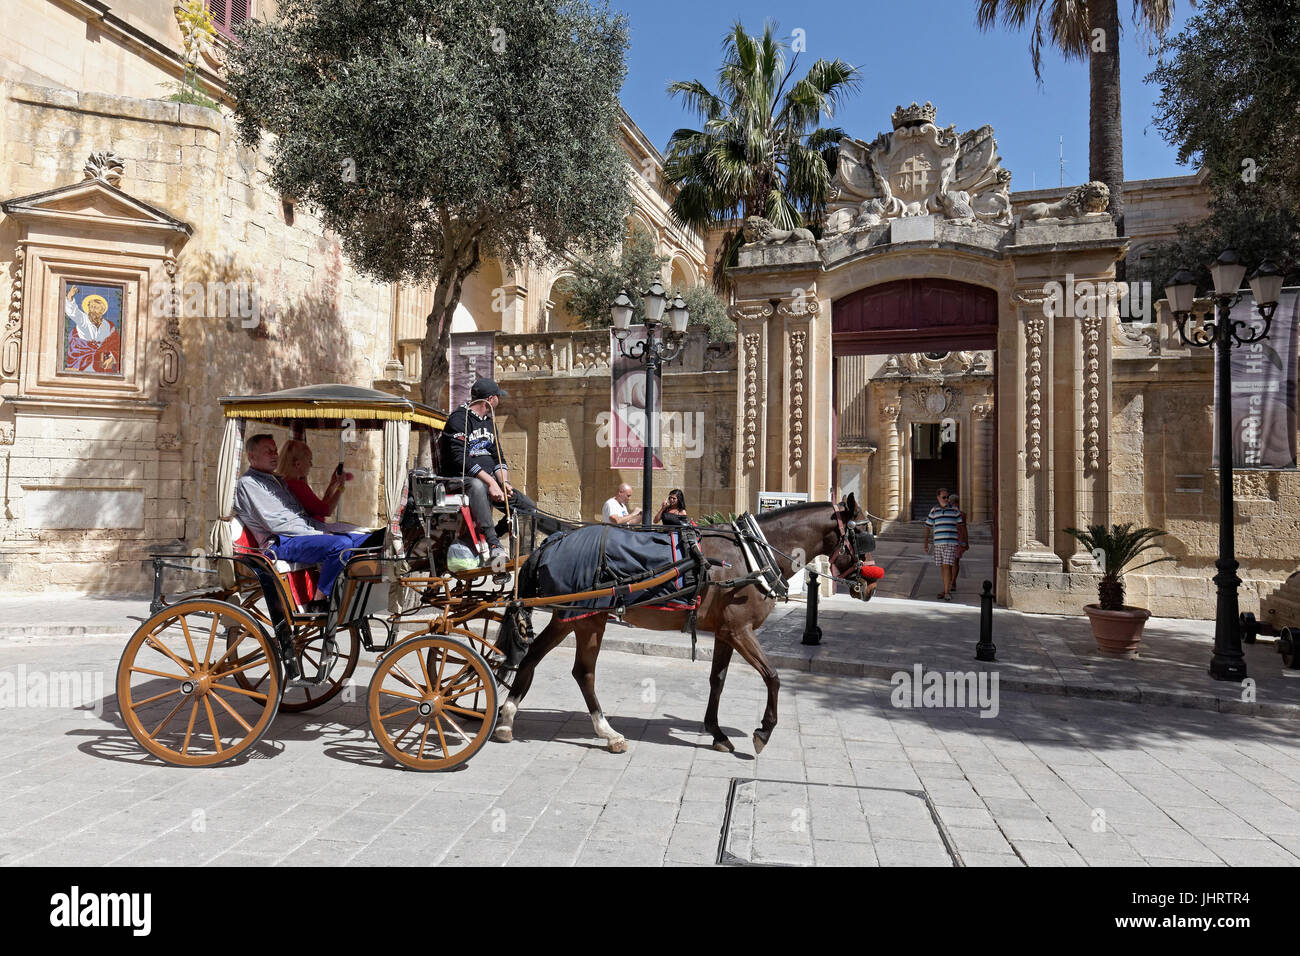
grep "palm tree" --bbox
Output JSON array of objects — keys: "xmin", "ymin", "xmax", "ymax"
[
  {"xmin": 975, "ymin": 0, "xmax": 1176, "ymax": 234},
  {"xmin": 1064, "ymin": 523, "xmax": 1174, "ymax": 609},
  {"xmin": 663, "ymin": 21, "xmax": 859, "ymax": 292}
]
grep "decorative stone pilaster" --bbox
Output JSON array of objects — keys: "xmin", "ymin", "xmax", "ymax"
[
  {"xmin": 789, "ymin": 327, "xmax": 806, "ymax": 471},
  {"xmin": 160, "ymin": 255, "xmax": 183, "ymax": 389},
  {"xmin": 729, "ymin": 300, "xmax": 773, "ymax": 511},
  {"xmin": 1083, "ymin": 314, "xmax": 1102, "ymax": 473},
  {"xmin": 879, "ymin": 395, "xmax": 902, "ymax": 520},
  {"xmin": 971, "ymin": 399, "xmax": 994, "ymax": 522},
  {"xmin": 2, "ymin": 242, "xmax": 24, "ymax": 381}
]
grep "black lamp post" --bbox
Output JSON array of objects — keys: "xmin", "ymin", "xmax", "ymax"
[
  {"xmin": 1166, "ymin": 250, "xmax": 1284, "ymax": 681},
  {"xmin": 611, "ymin": 280, "xmax": 689, "ymax": 525}
]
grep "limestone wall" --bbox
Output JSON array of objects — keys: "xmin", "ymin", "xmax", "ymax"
[
  {"xmin": 491, "ymin": 328, "xmax": 738, "ymax": 525},
  {"xmin": 0, "ymin": 81, "xmax": 392, "ymax": 592}
]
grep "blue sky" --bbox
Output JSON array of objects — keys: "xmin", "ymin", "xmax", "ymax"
[{"xmin": 612, "ymin": 0, "xmax": 1199, "ymax": 188}]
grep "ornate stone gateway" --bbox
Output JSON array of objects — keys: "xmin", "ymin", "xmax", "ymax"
[{"xmin": 727, "ymin": 103, "xmax": 1125, "ymax": 611}]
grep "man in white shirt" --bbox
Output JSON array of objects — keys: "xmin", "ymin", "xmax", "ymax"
[{"xmin": 602, "ymin": 483, "xmax": 642, "ymax": 525}]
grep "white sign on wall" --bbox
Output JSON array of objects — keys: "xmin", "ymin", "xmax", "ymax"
[{"xmin": 757, "ymin": 491, "xmax": 810, "ymax": 593}]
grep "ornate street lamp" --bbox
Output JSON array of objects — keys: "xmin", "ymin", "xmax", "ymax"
[
  {"xmin": 611, "ymin": 280, "xmax": 689, "ymax": 525},
  {"xmin": 1166, "ymin": 250, "xmax": 1283, "ymax": 681}
]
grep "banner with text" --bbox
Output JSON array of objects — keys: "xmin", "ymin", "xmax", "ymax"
[
  {"xmin": 1213, "ymin": 290, "xmax": 1298, "ymax": 470},
  {"xmin": 449, "ymin": 331, "xmax": 496, "ymax": 410},
  {"xmin": 610, "ymin": 328, "xmax": 663, "ymax": 470}
]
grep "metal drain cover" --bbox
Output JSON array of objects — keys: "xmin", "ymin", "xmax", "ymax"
[{"xmin": 718, "ymin": 778, "xmax": 958, "ymax": 866}]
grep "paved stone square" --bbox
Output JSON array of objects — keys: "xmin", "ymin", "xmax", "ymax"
[{"xmin": 4, "ymin": 627, "xmax": 1300, "ymax": 867}]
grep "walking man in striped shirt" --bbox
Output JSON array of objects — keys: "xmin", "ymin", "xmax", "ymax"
[{"xmin": 923, "ymin": 487, "xmax": 962, "ymax": 601}]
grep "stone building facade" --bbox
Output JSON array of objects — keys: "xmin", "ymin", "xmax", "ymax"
[
  {"xmin": 0, "ymin": 0, "xmax": 708, "ymax": 592},
  {"xmin": 726, "ymin": 101, "xmax": 1296, "ymax": 619}
]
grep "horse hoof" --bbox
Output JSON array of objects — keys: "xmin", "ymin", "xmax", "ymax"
[
  {"xmin": 607, "ymin": 737, "xmax": 628, "ymax": 754},
  {"xmin": 493, "ymin": 727, "xmax": 513, "ymax": 743},
  {"xmin": 712, "ymin": 738, "xmax": 735, "ymax": 753},
  {"xmin": 752, "ymin": 730, "xmax": 768, "ymax": 754}
]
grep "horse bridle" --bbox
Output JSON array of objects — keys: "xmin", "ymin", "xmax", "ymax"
[{"xmin": 830, "ymin": 506, "xmax": 876, "ymax": 595}]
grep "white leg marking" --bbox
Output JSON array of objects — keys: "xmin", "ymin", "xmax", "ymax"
[
  {"xmin": 591, "ymin": 710, "xmax": 627, "ymax": 753},
  {"xmin": 494, "ymin": 699, "xmax": 518, "ymax": 742}
]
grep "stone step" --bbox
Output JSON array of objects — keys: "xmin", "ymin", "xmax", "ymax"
[{"xmin": 876, "ymin": 520, "xmax": 993, "ymax": 544}]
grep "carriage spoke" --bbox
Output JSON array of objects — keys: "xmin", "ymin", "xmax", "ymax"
[
  {"xmin": 203, "ymin": 696, "xmax": 224, "ymax": 753},
  {"xmin": 178, "ymin": 615, "xmax": 199, "ymax": 669},
  {"xmin": 147, "ymin": 694, "xmax": 190, "ymax": 737},
  {"xmin": 204, "ymin": 612, "xmax": 220, "ymax": 668},
  {"xmin": 133, "ymin": 686, "xmax": 184, "ymax": 709},
  {"xmin": 381, "ymin": 703, "xmax": 418, "ymax": 722},
  {"xmin": 146, "ymin": 636, "xmax": 192, "ymax": 674},
  {"xmin": 441, "ymin": 676, "xmax": 486, "ymax": 699},
  {"xmin": 417, "ymin": 720, "xmax": 433, "ymax": 760},
  {"xmin": 440, "ymin": 710, "xmax": 472, "ymax": 744},
  {"xmin": 416, "ymin": 646, "xmax": 433, "ymax": 692},
  {"xmin": 209, "ymin": 690, "xmax": 253, "ymax": 733},
  {"xmin": 208, "ymin": 682, "xmax": 270, "ymax": 702},
  {"xmin": 389, "ymin": 662, "xmax": 424, "ymax": 693},
  {"xmin": 130, "ymin": 664, "xmax": 186, "ymax": 680},
  {"xmin": 391, "ymin": 712, "xmax": 422, "ymax": 747},
  {"xmin": 377, "ymin": 687, "xmax": 422, "ymax": 702},
  {"xmin": 213, "ymin": 652, "xmax": 270, "ymax": 679},
  {"xmin": 443, "ymin": 704, "xmax": 487, "ymax": 720},
  {"xmin": 181, "ymin": 699, "xmax": 199, "ymax": 755},
  {"xmin": 433, "ymin": 715, "xmax": 450, "ymax": 756}
]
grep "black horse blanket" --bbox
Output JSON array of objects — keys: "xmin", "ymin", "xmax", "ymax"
[{"xmin": 518, "ymin": 523, "xmax": 701, "ymax": 620}]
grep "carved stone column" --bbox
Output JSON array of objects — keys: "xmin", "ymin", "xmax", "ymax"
[
  {"xmin": 971, "ymin": 398, "xmax": 995, "ymax": 523},
  {"xmin": 879, "ymin": 393, "xmax": 902, "ymax": 521}
]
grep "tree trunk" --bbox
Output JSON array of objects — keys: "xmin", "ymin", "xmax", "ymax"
[
  {"xmin": 1089, "ymin": 0, "xmax": 1125, "ymax": 238},
  {"xmin": 416, "ymin": 252, "xmax": 476, "ymax": 466}
]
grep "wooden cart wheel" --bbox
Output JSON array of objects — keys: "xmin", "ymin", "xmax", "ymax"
[
  {"xmin": 226, "ymin": 591, "xmax": 360, "ymax": 713},
  {"xmin": 368, "ymin": 635, "xmax": 498, "ymax": 771},
  {"xmin": 117, "ymin": 599, "xmax": 281, "ymax": 767}
]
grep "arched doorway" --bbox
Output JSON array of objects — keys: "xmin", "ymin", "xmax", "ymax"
[{"xmin": 833, "ymin": 278, "xmax": 999, "ymax": 602}]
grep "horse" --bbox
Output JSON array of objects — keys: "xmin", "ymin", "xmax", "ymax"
[{"xmin": 492, "ymin": 494, "xmax": 879, "ymax": 755}]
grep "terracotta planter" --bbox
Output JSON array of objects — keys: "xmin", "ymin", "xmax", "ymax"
[{"xmin": 1083, "ymin": 604, "xmax": 1151, "ymax": 658}]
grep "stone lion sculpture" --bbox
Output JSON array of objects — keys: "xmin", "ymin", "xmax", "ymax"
[
  {"xmin": 1022, "ymin": 181, "xmax": 1110, "ymax": 221},
  {"xmin": 744, "ymin": 215, "xmax": 816, "ymax": 245}
]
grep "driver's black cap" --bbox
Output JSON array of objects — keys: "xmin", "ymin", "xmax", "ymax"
[{"xmin": 470, "ymin": 378, "xmax": 508, "ymax": 400}]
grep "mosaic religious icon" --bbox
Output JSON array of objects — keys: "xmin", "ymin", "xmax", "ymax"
[{"xmin": 61, "ymin": 280, "xmax": 124, "ymax": 375}]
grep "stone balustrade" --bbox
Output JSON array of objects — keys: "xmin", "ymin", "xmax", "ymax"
[{"xmin": 493, "ymin": 327, "xmax": 736, "ymax": 377}]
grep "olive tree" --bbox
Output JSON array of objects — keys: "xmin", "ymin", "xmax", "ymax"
[{"xmin": 226, "ymin": 0, "xmax": 632, "ymax": 429}]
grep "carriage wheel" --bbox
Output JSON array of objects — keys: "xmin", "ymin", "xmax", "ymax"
[
  {"xmin": 226, "ymin": 591, "xmax": 360, "ymax": 713},
  {"xmin": 368, "ymin": 635, "xmax": 497, "ymax": 771},
  {"xmin": 117, "ymin": 599, "xmax": 281, "ymax": 767},
  {"xmin": 1280, "ymin": 628, "xmax": 1299, "ymax": 669}
]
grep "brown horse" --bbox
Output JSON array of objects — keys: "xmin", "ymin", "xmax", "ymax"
[{"xmin": 492, "ymin": 495, "xmax": 878, "ymax": 754}]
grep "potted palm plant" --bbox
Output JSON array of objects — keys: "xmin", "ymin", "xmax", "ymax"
[{"xmin": 1064, "ymin": 523, "xmax": 1175, "ymax": 657}]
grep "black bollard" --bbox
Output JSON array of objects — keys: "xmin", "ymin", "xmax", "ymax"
[
  {"xmin": 801, "ymin": 571, "xmax": 823, "ymax": 646},
  {"xmin": 975, "ymin": 579, "xmax": 996, "ymax": 661}
]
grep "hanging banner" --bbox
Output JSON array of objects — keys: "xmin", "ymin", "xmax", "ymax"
[
  {"xmin": 610, "ymin": 328, "xmax": 663, "ymax": 470},
  {"xmin": 449, "ymin": 331, "xmax": 496, "ymax": 410},
  {"xmin": 1213, "ymin": 290, "xmax": 1298, "ymax": 470}
]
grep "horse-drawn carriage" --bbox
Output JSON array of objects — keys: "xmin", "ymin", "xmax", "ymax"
[{"xmin": 118, "ymin": 384, "xmax": 885, "ymax": 772}]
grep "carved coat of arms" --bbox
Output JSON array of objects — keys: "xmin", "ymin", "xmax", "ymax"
[{"xmin": 824, "ymin": 102, "xmax": 1013, "ymax": 235}]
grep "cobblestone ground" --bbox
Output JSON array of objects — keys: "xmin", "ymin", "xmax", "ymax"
[{"xmin": 4, "ymin": 635, "xmax": 1300, "ymax": 867}]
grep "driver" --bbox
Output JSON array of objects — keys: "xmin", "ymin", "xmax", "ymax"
[{"xmin": 438, "ymin": 377, "xmax": 552, "ymax": 561}]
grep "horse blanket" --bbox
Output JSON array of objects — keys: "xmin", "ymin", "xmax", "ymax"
[{"xmin": 518, "ymin": 523, "xmax": 701, "ymax": 620}]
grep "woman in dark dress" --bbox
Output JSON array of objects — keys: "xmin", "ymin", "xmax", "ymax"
[{"xmin": 655, "ymin": 488, "xmax": 691, "ymax": 526}]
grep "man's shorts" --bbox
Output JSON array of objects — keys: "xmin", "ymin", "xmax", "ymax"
[{"xmin": 932, "ymin": 542, "xmax": 958, "ymax": 566}]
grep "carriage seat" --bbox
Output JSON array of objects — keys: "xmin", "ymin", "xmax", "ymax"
[
  {"xmin": 230, "ymin": 515, "xmax": 319, "ymax": 606},
  {"xmin": 428, "ymin": 476, "xmax": 471, "ymax": 510}
]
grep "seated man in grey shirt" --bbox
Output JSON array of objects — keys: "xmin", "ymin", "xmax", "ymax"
[{"xmin": 234, "ymin": 434, "xmax": 380, "ymax": 604}]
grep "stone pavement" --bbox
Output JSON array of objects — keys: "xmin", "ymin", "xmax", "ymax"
[
  {"xmin": 4, "ymin": 632, "xmax": 1300, "ymax": 867},
  {"xmin": 1, "ymin": 556, "xmax": 1295, "ymax": 717}
]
